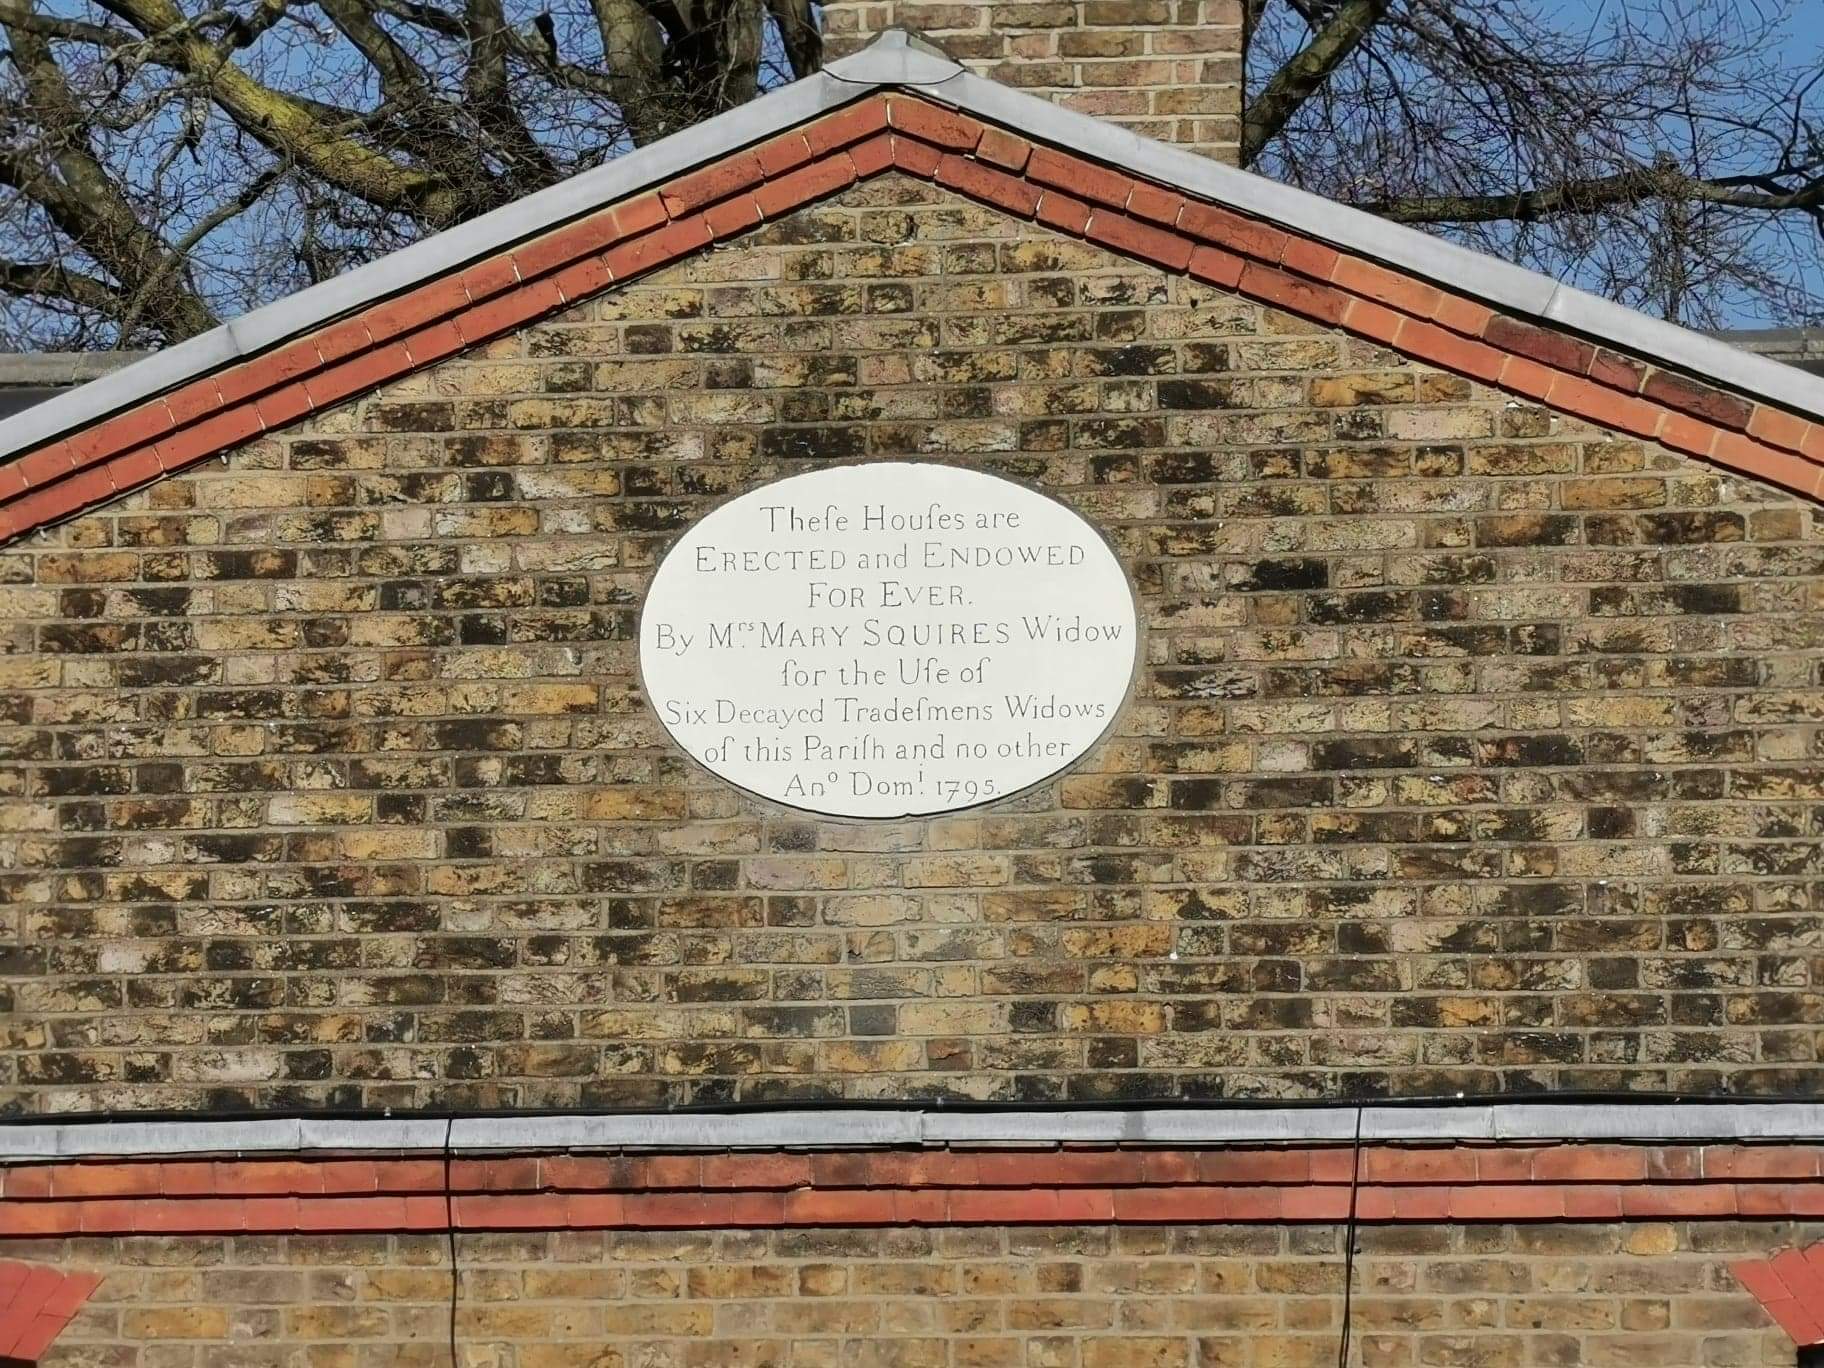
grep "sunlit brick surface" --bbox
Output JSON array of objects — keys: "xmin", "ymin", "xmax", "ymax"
[
  {"xmin": 26, "ymin": 1221, "xmax": 1813, "ymax": 1367},
  {"xmin": 3, "ymin": 175, "xmax": 1823, "ymax": 1113}
]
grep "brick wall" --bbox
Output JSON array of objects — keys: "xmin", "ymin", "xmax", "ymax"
[
  {"xmin": 821, "ymin": 1, "xmax": 1243, "ymax": 161},
  {"xmin": 24, "ymin": 1220, "xmax": 1803, "ymax": 1366},
  {"xmin": 2, "ymin": 174, "xmax": 1822, "ymax": 1113}
]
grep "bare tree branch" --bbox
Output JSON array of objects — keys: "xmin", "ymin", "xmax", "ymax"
[{"xmin": 1244, "ymin": 0, "xmax": 1392, "ymax": 166}]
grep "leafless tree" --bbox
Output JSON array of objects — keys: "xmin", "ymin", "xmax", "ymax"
[
  {"xmin": 1244, "ymin": 0, "xmax": 1824, "ymax": 326},
  {"xmin": 0, "ymin": 0, "xmax": 818, "ymax": 347},
  {"xmin": 0, "ymin": 0, "xmax": 1817, "ymax": 348}
]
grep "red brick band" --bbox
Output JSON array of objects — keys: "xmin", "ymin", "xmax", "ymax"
[
  {"xmin": 1733, "ymin": 1244, "xmax": 1824, "ymax": 1345},
  {"xmin": 0, "ymin": 1261, "xmax": 101, "ymax": 1362},
  {"xmin": 2, "ymin": 1143, "xmax": 1821, "ymax": 1236},
  {"xmin": 3, "ymin": 93, "xmax": 1822, "ymax": 544}
]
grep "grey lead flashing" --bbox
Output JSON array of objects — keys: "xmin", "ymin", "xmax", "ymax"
[
  {"xmin": 4, "ymin": 28, "xmax": 1824, "ymax": 472},
  {"xmin": 1, "ymin": 1103, "xmax": 1820, "ymax": 1160}
]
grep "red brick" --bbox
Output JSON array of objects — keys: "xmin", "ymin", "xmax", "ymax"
[
  {"xmin": 564, "ymin": 1193, "xmax": 627, "ymax": 1227},
  {"xmin": 1497, "ymin": 354, "xmax": 1557, "ymax": 402},
  {"xmin": 0, "ymin": 1211, "xmax": 77, "ymax": 1240},
  {"xmin": 64, "ymin": 402, "xmax": 174, "ymax": 471},
  {"xmin": 1085, "ymin": 209, "xmax": 1194, "ymax": 270},
  {"xmin": 1125, "ymin": 181, "xmax": 1185, "ymax": 226},
  {"xmin": 1027, "ymin": 147, "xmax": 1132, "ymax": 209},
  {"xmin": 1187, "ymin": 244, "xmax": 1243, "ymax": 289},
  {"xmin": 1277, "ymin": 237, "xmax": 1339, "ymax": 282},
  {"xmin": 1657, "ymin": 411, "xmax": 1717, "ymax": 457},
  {"xmin": 890, "ymin": 134, "xmax": 944, "ymax": 177},
  {"xmin": 459, "ymin": 253, "xmax": 520, "ymax": 302},
  {"xmin": 1528, "ymin": 1146, "xmax": 1648, "ymax": 1183},
  {"xmin": 782, "ymin": 1188, "xmax": 895, "ymax": 1225},
  {"xmin": 609, "ymin": 191, "xmax": 668, "ymax": 238},
  {"xmin": 1588, "ymin": 346, "xmax": 1649, "ymax": 393},
  {"xmin": 1219, "ymin": 1187, "xmax": 1285, "ymax": 1221},
  {"xmin": 54, "ymin": 467, "xmax": 115, "ymax": 511},
  {"xmin": 1709, "ymin": 432, "xmax": 1824, "ymax": 499},
  {"xmin": 848, "ymin": 133, "xmax": 895, "ymax": 178},
  {"xmin": 252, "ymin": 383, "xmax": 314, "ymax": 430},
  {"xmin": 453, "ymin": 279, "xmax": 548, "ymax": 345},
  {"xmin": 1547, "ymin": 371, "xmax": 1664, "ymax": 437},
  {"xmin": 1196, "ymin": 1150, "xmax": 1308, "ymax": 1185},
  {"xmin": 1642, "ymin": 367, "xmax": 1754, "ymax": 429},
  {"xmin": 753, "ymin": 131, "xmax": 814, "ymax": 177},
  {"xmin": 892, "ymin": 1189, "xmax": 952, "ymax": 1224},
  {"xmin": 627, "ymin": 1155, "xmax": 703, "ymax": 1189},
  {"xmin": 217, "ymin": 1160, "xmax": 322, "ymax": 1196},
  {"xmin": 10, "ymin": 1312, "xmax": 75, "ymax": 1363},
  {"xmin": 658, "ymin": 153, "xmax": 765, "ymax": 218},
  {"xmin": 976, "ymin": 127, "xmax": 1033, "ymax": 172},
  {"xmin": 41, "ymin": 1270, "xmax": 102, "ymax": 1318},
  {"xmin": 755, "ymin": 154, "xmax": 858, "ymax": 218},
  {"xmin": 808, "ymin": 1151, "xmax": 872, "ymax": 1187},
  {"xmin": 511, "ymin": 214, "xmax": 617, "ymax": 280},
  {"xmin": 936, "ymin": 154, "xmax": 1043, "ymax": 216},
  {"xmin": 1036, "ymin": 191, "xmax": 1093, "ymax": 236},
  {"xmin": 885, "ymin": 97, "xmax": 982, "ymax": 150},
  {"xmin": 1394, "ymin": 317, "xmax": 1504, "ymax": 382},
  {"xmin": 1747, "ymin": 403, "xmax": 1811, "ymax": 452},
  {"xmin": 399, "ymin": 313, "xmax": 473, "ymax": 372},
  {"xmin": 1044, "ymin": 1151, "xmax": 1146, "ymax": 1186},
  {"xmin": 215, "ymin": 340, "xmax": 323, "ymax": 407},
  {"xmin": 1433, "ymin": 293, "xmax": 1495, "ymax": 337},
  {"xmin": 452, "ymin": 1193, "xmax": 566, "ymax": 1230},
  {"xmin": 540, "ymin": 1156, "xmax": 617, "ymax": 1191},
  {"xmin": 1, "ymin": 1168, "xmax": 52, "ymax": 1200},
  {"xmin": 1332, "ymin": 256, "xmax": 1445, "ymax": 318},
  {"xmin": 1736, "ymin": 1184, "xmax": 1799, "ymax": 1217},
  {"xmin": 1279, "ymin": 1186, "xmax": 1350, "ymax": 1222},
  {"xmin": 869, "ymin": 1152, "xmax": 976, "ymax": 1188},
  {"xmin": 1448, "ymin": 1185, "xmax": 1565, "ymax": 1221},
  {"xmin": 601, "ymin": 220, "xmax": 705, "ymax": 283},
  {"xmin": 299, "ymin": 341, "xmax": 412, "ymax": 412},
  {"xmin": 1361, "ymin": 1149, "xmax": 1479, "ymax": 1186},
  {"xmin": 1704, "ymin": 1147, "xmax": 1818, "ymax": 1181},
  {"xmin": 1389, "ymin": 1186, "xmax": 1452, "ymax": 1220},
  {"xmin": 803, "ymin": 97, "xmax": 890, "ymax": 156},
  {"xmin": 1619, "ymin": 1184, "xmax": 1738, "ymax": 1218},
  {"xmin": 1239, "ymin": 262, "xmax": 1350, "ymax": 326},
  {"xmin": 154, "ymin": 404, "xmax": 264, "ymax": 469},
  {"xmin": 1341, "ymin": 295, "xmax": 1402, "ymax": 345},
  {"xmin": 1646, "ymin": 1147, "xmax": 1703, "ymax": 1181},
  {"xmin": 1771, "ymin": 1249, "xmax": 1824, "ymax": 1306},
  {"xmin": 373, "ymin": 1160, "xmax": 442, "ymax": 1193},
  {"xmin": 946, "ymin": 1187, "xmax": 1066, "ymax": 1223},
  {"xmin": 1561, "ymin": 1185, "xmax": 1624, "ymax": 1220},
  {"xmin": 1485, "ymin": 315, "xmax": 1597, "ymax": 375},
  {"xmin": 310, "ymin": 316, "xmax": 375, "ymax": 366},
  {"xmin": 160, "ymin": 376, "xmax": 226, "ymax": 427},
  {"xmin": 160, "ymin": 1167, "xmax": 217, "ymax": 1196},
  {"xmin": 1176, "ymin": 202, "xmax": 1288, "ymax": 262},
  {"xmin": 14, "ymin": 444, "xmax": 75, "ymax": 489},
  {"xmin": 48, "ymin": 1164, "xmax": 159, "ymax": 1199},
  {"xmin": 550, "ymin": 254, "xmax": 615, "ymax": 303},
  {"xmin": 363, "ymin": 277, "xmax": 471, "ymax": 342},
  {"xmin": 700, "ymin": 1153, "xmax": 813, "ymax": 1190}
]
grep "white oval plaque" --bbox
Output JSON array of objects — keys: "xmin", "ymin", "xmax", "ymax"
[{"xmin": 640, "ymin": 463, "xmax": 1137, "ymax": 818}]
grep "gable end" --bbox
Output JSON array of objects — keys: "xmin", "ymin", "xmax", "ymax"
[{"xmin": 2, "ymin": 90, "xmax": 1823, "ymax": 544}]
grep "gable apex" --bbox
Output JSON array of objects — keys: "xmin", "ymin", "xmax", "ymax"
[{"xmin": 1, "ymin": 32, "xmax": 1823, "ymax": 542}]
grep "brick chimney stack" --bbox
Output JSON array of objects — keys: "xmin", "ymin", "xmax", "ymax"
[{"xmin": 821, "ymin": 2, "xmax": 1244, "ymax": 164}]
